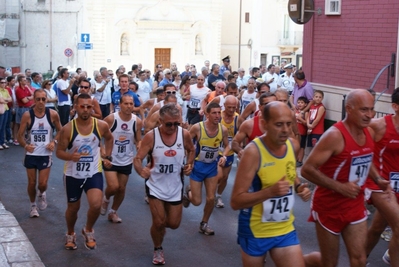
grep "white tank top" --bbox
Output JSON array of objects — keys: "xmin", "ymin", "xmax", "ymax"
[
  {"xmin": 147, "ymin": 127, "xmax": 185, "ymax": 202},
  {"xmin": 27, "ymin": 108, "xmax": 54, "ymax": 156},
  {"xmin": 110, "ymin": 112, "xmax": 137, "ymax": 166},
  {"xmin": 219, "ymin": 95, "xmax": 226, "ymax": 111},
  {"xmin": 188, "ymin": 86, "xmax": 209, "ymax": 108},
  {"xmin": 240, "ymin": 90, "xmax": 257, "ymax": 114},
  {"xmin": 64, "ymin": 118, "xmax": 102, "ymax": 179}
]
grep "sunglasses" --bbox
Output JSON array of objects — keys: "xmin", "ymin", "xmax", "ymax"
[
  {"xmin": 0, "ymin": 81, "xmax": 6, "ymax": 84},
  {"xmin": 79, "ymin": 105, "xmax": 93, "ymax": 109},
  {"xmin": 165, "ymin": 122, "xmax": 180, "ymax": 128},
  {"xmin": 80, "ymin": 86, "xmax": 90, "ymax": 89},
  {"xmin": 166, "ymin": 91, "xmax": 176, "ymax": 94},
  {"xmin": 35, "ymin": 97, "xmax": 46, "ymax": 102}
]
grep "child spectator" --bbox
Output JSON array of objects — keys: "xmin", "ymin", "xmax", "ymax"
[
  {"xmin": 295, "ymin": 96, "xmax": 309, "ymax": 167},
  {"xmin": 306, "ymin": 90, "xmax": 326, "ymax": 148}
]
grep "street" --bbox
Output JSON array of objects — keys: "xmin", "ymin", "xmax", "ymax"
[{"xmin": 0, "ymin": 146, "xmax": 389, "ymax": 267}]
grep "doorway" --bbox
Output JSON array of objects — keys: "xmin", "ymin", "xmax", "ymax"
[{"xmin": 154, "ymin": 48, "xmax": 171, "ymax": 72}]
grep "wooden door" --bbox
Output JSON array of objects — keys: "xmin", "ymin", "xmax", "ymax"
[{"xmin": 154, "ymin": 48, "xmax": 171, "ymax": 72}]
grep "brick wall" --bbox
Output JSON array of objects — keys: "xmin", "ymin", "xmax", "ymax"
[{"xmin": 303, "ymin": 0, "xmax": 398, "ymax": 93}]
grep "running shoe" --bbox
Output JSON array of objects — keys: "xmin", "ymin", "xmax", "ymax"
[
  {"xmin": 2, "ymin": 143, "xmax": 9, "ymax": 149},
  {"xmin": 13, "ymin": 140, "xmax": 19, "ymax": 146},
  {"xmin": 382, "ymin": 249, "xmax": 390, "ymax": 265},
  {"xmin": 37, "ymin": 193, "xmax": 47, "ymax": 210},
  {"xmin": 182, "ymin": 185, "xmax": 191, "ymax": 208},
  {"xmin": 81, "ymin": 228, "xmax": 96, "ymax": 250},
  {"xmin": 199, "ymin": 222, "xmax": 215, "ymax": 236},
  {"xmin": 152, "ymin": 248, "xmax": 165, "ymax": 265},
  {"xmin": 64, "ymin": 233, "xmax": 77, "ymax": 250},
  {"xmin": 8, "ymin": 139, "xmax": 13, "ymax": 144},
  {"xmin": 0, "ymin": 145, "xmax": 3, "ymax": 150},
  {"xmin": 381, "ymin": 226, "xmax": 392, "ymax": 242},
  {"xmin": 144, "ymin": 195, "xmax": 149, "ymax": 204},
  {"xmin": 296, "ymin": 161, "xmax": 303, "ymax": 168},
  {"xmin": 100, "ymin": 197, "xmax": 109, "ymax": 215},
  {"xmin": 108, "ymin": 211, "xmax": 122, "ymax": 223},
  {"xmin": 30, "ymin": 205, "xmax": 39, "ymax": 218},
  {"xmin": 215, "ymin": 196, "xmax": 224, "ymax": 208}
]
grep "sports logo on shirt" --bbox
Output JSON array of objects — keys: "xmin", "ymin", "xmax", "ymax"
[
  {"xmin": 39, "ymin": 123, "xmax": 44, "ymax": 130},
  {"xmin": 164, "ymin": 150, "xmax": 177, "ymax": 157},
  {"xmin": 121, "ymin": 123, "xmax": 129, "ymax": 131}
]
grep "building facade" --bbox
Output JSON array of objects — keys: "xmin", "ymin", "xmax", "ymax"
[
  {"xmin": 1, "ymin": 0, "xmax": 303, "ymax": 76},
  {"xmin": 221, "ymin": 0, "xmax": 304, "ymax": 70},
  {"xmin": 302, "ymin": 0, "xmax": 399, "ymax": 121},
  {"xmin": 1, "ymin": 0, "xmax": 224, "ymax": 75}
]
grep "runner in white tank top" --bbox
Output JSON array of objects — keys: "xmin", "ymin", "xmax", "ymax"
[
  {"xmin": 101, "ymin": 94, "xmax": 142, "ymax": 223},
  {"xmin": 134, "ymin": 104, "xmax": 195, "ymax": 264}
]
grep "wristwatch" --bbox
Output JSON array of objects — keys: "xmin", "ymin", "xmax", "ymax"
[{"xmin": 104, "ymin": 155, "xmax": 113, "ymax": 162}]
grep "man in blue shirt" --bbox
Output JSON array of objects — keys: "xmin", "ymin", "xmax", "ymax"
[
  {"xmin": 111, "ymin": 74, "xmax": 141, "ymax": 115},
  {"xmin": 159, "ymin": 69, "xmax": 173, "ymax": 87}
]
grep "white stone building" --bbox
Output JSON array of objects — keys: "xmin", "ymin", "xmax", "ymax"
[{"xmin": 0, "ymin": 0, "xmax": 303, "ymax": 75}]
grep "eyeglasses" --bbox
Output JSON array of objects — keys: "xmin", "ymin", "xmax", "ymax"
[
  {"xmin": 35, "ymin": 97, "xmax": 46, "ymax": 102},
  {"xmin": 197, "ymin": 79, "xmax": 204, "ymax": 81},
  {"xmin": 165, "ymin": 72, "xmax": 171, "ymax": 75},
  {"xmin": 166, "ymin": 91, "xmax": 176, "ymax": 94},
  {"xmin": 79, "ymin": 104, "xmax": 93, "ymax": 109},
  {"xmin": 80, "ymin": 86, "xmax": 90, "ymax": 89},
  {"xmin": 165, "ymin": 122, "xmax": 180, "ymax": 128}
]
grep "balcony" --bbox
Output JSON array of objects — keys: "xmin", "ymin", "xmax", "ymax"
[{"xmin": 277, "ymin": 31, "xmax": 303, "ymax": 47}]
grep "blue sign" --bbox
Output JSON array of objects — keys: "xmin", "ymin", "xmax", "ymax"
[
  {"xmin": 80, "ymin": 33, "xmax": 90, "ymax": 43},
  {"xmin": 77, "ymin": 43, "xmax": 93, "ymax": 50}
]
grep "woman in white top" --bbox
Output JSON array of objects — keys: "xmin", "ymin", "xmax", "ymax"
[{"xmin": 42, "ymin": 80, "xmax": 58, "ymax": 109}]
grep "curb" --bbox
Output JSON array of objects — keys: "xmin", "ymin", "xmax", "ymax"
[{"xmin": 0, "ymin": 202, "xmax": 44, "ymax": 267}]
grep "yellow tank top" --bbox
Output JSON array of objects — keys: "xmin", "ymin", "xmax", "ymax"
[
  {"xmin": 195, "ymin": 121, "xmax": 223, "ymax": 163},
  {"xmin": 220, "ymin": 111, "xmax": 239, "ymax": 156},
  {"xmin": 248, "ymin": 137, "xmax": 296, "ymax": 238}
]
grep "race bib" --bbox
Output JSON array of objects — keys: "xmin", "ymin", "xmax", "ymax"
[
  {"xmin": 114, "ymin": 139, "xmax": 130, "ymax": 158},
  {"xmin": 190, "ymin": 98, "xmax": 200, "ymax": 108},
  {"xmin": 72, "ymin": 145, "xmax": 94, "ymax": 178},
  {"xmin": 31, "ymin": 130, "xmax": 49, "ymax": 147},
  {"xmin": 390, "ymin": 172, "xmax": 399, "ymax": 193},
  {"xmin": 198, "ymin": 146, "xmax": 218, "ymax": 163},
  {"xmin": 153, "ymin": 163, "xmax": 177, "ymax": 174},
  {"xmin": 349, "ymin": 153, "xmax": 373, "ymax": 186},
  {"xmin": 262, "ymin": 186, "xmax": 294, "ymax": 222}
]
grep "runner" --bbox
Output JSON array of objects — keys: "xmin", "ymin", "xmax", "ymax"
[
  {"xmin": 18, "ymin": 89, "xmax": 62, "ymax": 217},
  {"xmin": 101, "ymin": 94, "xmax": 142, "ymax": 223},
  {"xmin": 134, "ymin": 104, "xmax": 195, "ymax": 265},
  {"xmin": 56, "ymin": 93, "xmax": 114, "ymax": 250},
  {"xmin": 231, "ymin": 101, "xmax": 314, "ymax": 267},
  {"xmin": 183, "ymin": 102, "xmax": 230, "ymax": 235}
]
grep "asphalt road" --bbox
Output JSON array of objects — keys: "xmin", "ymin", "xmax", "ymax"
[{"xmin": 0, "ymin": 146, "xmax": 389, "ymax": 267}]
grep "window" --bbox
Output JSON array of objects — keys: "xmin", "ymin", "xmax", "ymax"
[
  {"xmin": 260, "ymin": 54, "xmax": 267, "ymax": 66},
  {"xmin": 245, "ymin": 12, "xmax": 250, "ymax": 23},
  {"xmin": 283, "ymin": 15, "xmax": 290, "ymax": 39},
  {"xmin": 325, "ymin": 0, "xmax": 341, "ymax": 15}
]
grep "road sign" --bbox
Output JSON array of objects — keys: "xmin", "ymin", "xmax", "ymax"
[
  {"xmin": 77, "ymin": 43, "xmax": 93, "ymax": 50},
  {"xmin": 64, "ymin": 48, "xmax": 73, "ymax": 57},
  {"xmin": 81, "ymin": 33, "xmax": 90, "ymax": 43}
]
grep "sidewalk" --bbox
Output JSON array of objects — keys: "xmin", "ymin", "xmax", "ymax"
[{"xmin": 0, "ymin": 201, "xmax": 44, "ymax": 267}]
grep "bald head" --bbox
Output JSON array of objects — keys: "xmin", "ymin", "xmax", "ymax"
[
  {"xmin": 262, "ymin": 101, "xmax": 291, "ymax": 121},
  {"xmin": 345, "ymin": 89, "xmax": 374, "ymax": 108},
  {"xmin": 225, "ymin": 95, "xmax": 238, "ymax": 105}
]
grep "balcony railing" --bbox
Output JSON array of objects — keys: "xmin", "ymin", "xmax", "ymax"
[{"xmin": 277, "ymin": 31, "xmax": 303, "ymax": 46}]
